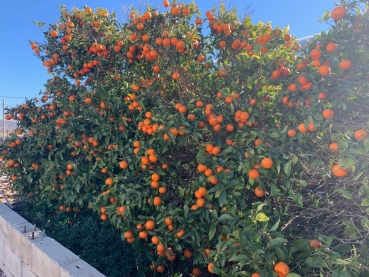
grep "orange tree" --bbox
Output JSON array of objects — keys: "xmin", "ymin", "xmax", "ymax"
[{"xmin": 1, "ymin": 0, "xmax": 369, "ymax": 276}]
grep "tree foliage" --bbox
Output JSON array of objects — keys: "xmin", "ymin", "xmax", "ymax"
[{"xmin": 1, "ymin": 0, "xmax": 369, "ymax": 276}]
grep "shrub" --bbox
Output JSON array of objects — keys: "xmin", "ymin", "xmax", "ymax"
[{"xmin": 1, "ymin": 0, "xmax": 369, "ymax": 276}]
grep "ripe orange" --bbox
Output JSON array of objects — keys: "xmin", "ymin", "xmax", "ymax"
[
  {"xmin": 297, "ymin": 75, "xmax": 308, "ymax": 85},
  {"xmin": 152, "ymin": 173, "xmax": 160, "ymax": 181},
  {"xmin": 339, "ymin": 59, "xmax": 352, "ymax": 70},
  {"xmin": 329, "ymin": 142, "xmax": 339, "ymax": 152},
  {"xmin": 157, "ymin": 265, "xmax": 165, "ymax": 273},
  {"xmin": 197, "ymin": 198, "xmax": 205, "ymax": 207},
  {"xmin": 139, "ymin": 230, "xmax": 148, "ymax": 239},
  {"xmin": 226, "ymin": 124, "xmax": 234, "ymax": 132},
  {"xmin": 326, "ymin": 42, "xmax": 337, "ymax": 52},
  {"xmin": 153, "ymin": 196, "xmax": 161, "ymax": 206},
  {"xmin": 124, "ymin": 230, "xmax": 134, "ymax": 239},
  {"xmin": 287, "ymin": 129, "xmax": 297, "ymax": 137},
  {"xmin": 157, "ymin": 243, "xmax": 166, "ymax": 252},
  {"xmin": 318, "ymin": 92, "xmax": 327, "ymax": 100},
  {"xmin": 298, "ymin": 123, "xmax": 308, "ymax": 133},
  {"xmin": 192, "ymin": 268, "xmax": 201, "ymax": 276},
  {"xmin": 318, "ymin": 65, "xmax": 331, "ymax": 76},
  {"xmin": 176, "ymin": 229, "xmax": 186, "ymax": 238},
  {"xmin": 331, "ymin": 6, "xmax": 346, "ymax": 20},
  {"xmin": 308, "ymin": 122, "xmax": 316, "ymax": 132},
  {"xmin": 251, "ymin": 273, "xmax": 261, "ymax": 277},
  {"xmin": 172, "ymin": 72, "xmax": 180, "ymax": 80},
  {"xmin": 100, "ymin": 214, "xmax": 108, "ymax": 221},
  {"xmin": 309, "ymin": 239, "xmax": 323, "ymax": 249},
  {"xmin": 261, "ymin": 157, "xmax": 273, "ymax": 169},
  {"xmin": 151, "ymin": 236, "xmax": 159, "ymax": 244},
  {"xmin": 197, "ymin": 164, "xmax": 208, "ymax": 172},
  {"xmin": 158, "ymin": 187, "xmax": 167, "ymax": 194},
  {"xmin": 354, "ymin": 129, "xmax": 367, "ymax": 140},
  {"xmin": 248, "ymin": 169, "xmax": 260, "ymax": 179},
  {"xmin": 332, "ymin": 164, "xmax": 348, "ymax": 177},
  {"xmin": 184, "ymin": 249, "xmax": 193, "ymax": 258},
  {"xmin": 105, "ymin": 177, "xmax": 114, "ymax": 185},
  {"xmin": 119, "ymin": 161, "xmax": 128, "ymax": 169},
  {"xmin": 274, "ymin": 262, "xmax": 290, "ymax": 277},
  {"xmin": 322, "ymin": 109, "xmax": 334, "ymax": 120},
  {"xmin": 146, "ymin": 220, "xmax": 156, "ymax": 230},
  {"xmin": 207, "ymin": 262, "xmax": 215, "ymax": 273},
  {"xmin": 310, "ymin": 49, "xmax": 322, "ymax": 60},
  {"xmin": 254, "ymin": 187, "xmax": 265, "ymax": 197},
  {"xmin": 254, "ymin": 139, "xmax": 262, "ymax": 147}
]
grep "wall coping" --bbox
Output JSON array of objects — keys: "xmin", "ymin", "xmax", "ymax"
[{"xmin": 0, "ymin": 202, "xmax": 106, "ymax": 277}]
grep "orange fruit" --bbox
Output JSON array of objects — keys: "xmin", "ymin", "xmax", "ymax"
[
  {"xmin": 331, "ymin": 6, "xmax": 346, "ymax": 20},
  {"xmin": 252, "ymin": 274, "xmax": 261, "ymax": 277},
  {"xmin": 207, "ymin": 262, "xmax": 215, "ymax": 273},
  {"xmin": 308, "ymin": 122, "xmax": 316, "ymax": 132},
  {"xmin": 157, "ymin": 265, "xmax": 165, "ymax": 273},
  {"xmin": 152, "ymin": 173, "xmax": 160, "ymax": 181},
  {"xmin": 318, "ymin": 92, "xmax": 327, "ymax": 100},
  {"xmin": 329, "ymin": 142, "xmax": 339, "ymax": 152},
  {"xmin": 274, "ymin": 262, "xmax": 290, "ymax": 277},
  {"xmin": 248, "ymin": 169, "xmax": 260, "ymax": 179},
  {"xmin": 184, "ymin": 249, "xmax": 193, "ymax": 258},
  {"xmin": 153, "ymin": 196, "xmax": 161, "ymax": 206},
  {"xmin": 322, "ymin": 109, "xmax": 334, "ymax": 120},
  {"xmin": 326, "ymin": 42, "xmax": 337, "ymax": 52},
  {"xmin": 310, "ymin": 49, "xmax": 322, "ymax": 60},
  {"xmin": 332, "ymin": 164, "xmax": 348, "ymax": 177},
  {"xmin": 309, "ymin": 239, "xmax": 323, "ymax": 249},
  {"xmin": 339, "ymin": 59, "xmax": 352, "ymax": 70},
  {"xmin": 318, "ymin": 65, "xmax": 331, "ymax": 76},
  {"xmin": 197, "ymin": 198, "xmax": 205, "ymax": 207},
  {"xmin": 192, "ymin": 268, "xmax": 201, "ymax": 276},
  {"xmin": 176, "ymin": 229, "xmax": 186, "ymax": 238},
  {"xmin": 139, "ymin": 230, "xmax": 148, "ymax": 239},
  {"xmin": 261, "ymin": 157, "xmax": 273, "ymax": 169},
  {"xmin": 254, "ymin": 187, "xmax": 265, "ymax": 197},
  {"xmin": 119, "ymin": 161, "xmax": 128, "ymax": 169},
  {"xmin": 151, "ymin": 236, "xmax": 159, "ymax": 244},
  {"xmin": 124, "ymin": 230, "xmax": 134, "ymax": 239},
  {"xmin": 172, "ymin": 72, "xmax": 180, "ymax": 80},
  {"xmin": 287, "ymin": 129, "xmax": 297, "ymax": 137},
  {"xmin": 298, "ymin": 123, "xmax": 308, "ymax": 133},
  {"xmin": 146, "ymin": 220, "xmax": 156, "ymax": 230},
  {"xmin": 158, "ymin": 187, "xmax": 167, "ymax": 194},
  {"xmin": 105, "ymin": 177, "xmax": 114, "ymax": 185},
  {"xmin": 354, "ymin": 129, "xmax": 367, "ymax": 140}
]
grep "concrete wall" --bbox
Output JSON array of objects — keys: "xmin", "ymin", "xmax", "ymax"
[{"xmin": 0, "ymin": 202, "xmax": 105, "ymax": 277}]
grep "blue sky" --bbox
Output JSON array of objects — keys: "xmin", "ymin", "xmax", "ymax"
[{"xmin": 0, "ymin": 0, "xmax": 335, "ymax": 108}]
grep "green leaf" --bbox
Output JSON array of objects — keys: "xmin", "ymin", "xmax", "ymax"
[
  {"xmin": 269, "ymin": 217, "xmax": 280, "ymax": 232},
  {"xmin": 276, "ymin": 247, "xmax": 286, "ymax": 262},
  {"xmin": 286, "ymin": 274, "xmax": 302, "ymax": 277},
  {"xmin": 209, "ymin": 223, "xmax": 216, "ymax": 240},
  {"xmin": 267, "ymin": 238, "xmax": 287, "ymax": 249},
  {"xmin": 353, "ymin": 171, "xmax": 364, "ymax": 181},
  {"xmin": 229, "ymin": 254, "xmax": 250, "ymax": 262},
  {"xmin": 284, "ymin": 161, "xmax": 292, "ymax": 177},
  {"xmin": 255, "ymin": 213, "xmax": 269, "ymax": 222},
  {"xmin": 245, "ymin": 242, "xmax": 262, "ymax": 250},
  {"xmin": 333, "ymin": 188, "xmax": 352, "ymax": 200},
  {"xmin": 218, "ymin": 214, "xmax": 234, "ymax": 222},
  {"xmin": 219, "ymin": 190, "xmax": 227, "ymax": 206}
]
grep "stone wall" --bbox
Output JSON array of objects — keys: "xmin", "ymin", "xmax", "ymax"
[{"xmin": 0, "ymin": 202, "xmax": 105, "ymax": 277}]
